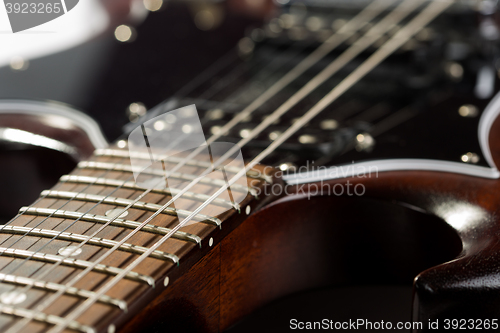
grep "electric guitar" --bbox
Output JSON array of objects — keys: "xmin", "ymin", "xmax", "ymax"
[{"xmin": 1, "ymin": 0, "xmax": 500, "ymax": 332}]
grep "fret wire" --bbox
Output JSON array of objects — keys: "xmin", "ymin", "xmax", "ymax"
[
  {"xmin": 0, "ymin": 273, "xmax": 127, "ymax": 310},
  {"xmin": 50, "ymin": 1, "xmax": 453, "ymax": 332},
  {"xmin": 0, "ymin": 64, "xmax": 246, "ymax": 326},
  {"xmin": 0, "ymin": 149, "xmax": 175, "ymax": 333},
  {"xmin": 0, "ymin": 305, "xmax": 95, "ymax": 333},
  {"xmin": 0, "ymin": 247, "xmax": 155, "ymax": 286},
  {"xmin": 19, "ymin": 207, "xmax": 202, "ymax": 245},
  {"xmin": 41, "ymin": 190, "xmax": 221, "ymax": 226},
  {"xmin": 5, "ymin": 0, "xmax": 398, "ymax": 330},
  {"xmin": 78, "ymin": 161, "xmax": 255, "ymax": 196},
  {"xmin": 0, "ymin": 226, "xmax": 179, "ymax": 264}
]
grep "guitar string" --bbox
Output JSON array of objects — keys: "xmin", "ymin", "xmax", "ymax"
[
  {"xmin": 3, "ymin": 1, "xmax": 412, "ymax": 330},
  {"xmin": 1, "ymin": 2, "xmax": 394, "ymax": 331},
  {"xmin": 49, "ymin": 2, "xmax": 454, "ymax": 331},
  {"xmin": 0, "ymin": 31, "xmax": 328, "ymax": 329}
]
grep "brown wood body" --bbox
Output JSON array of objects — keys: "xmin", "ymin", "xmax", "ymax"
[{"xmin": 119, "ymin": 98, "xmax": 500, "ymax": 333}]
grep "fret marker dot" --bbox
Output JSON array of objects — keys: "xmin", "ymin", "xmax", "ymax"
[
  {"xmin": 108, "ymin": 324, "xmax": 116, "ymax": 333},
  {"xmin": 58, "ymin": 246, "xmax": 82, "ymax": 257},
  {"xmin": 0, "ymin": 291, "xmax": 26, "ymax": 305},
  {"xmin": 209, "ymin": 237, "xmax": 214, "ymax": 247},
  {"xmin": 245, "ymin": 206, "xmax": 251, "ymax": 215},
  {"xmin": 164, "ymin": 276, "xmax": 169, "ymax": 287},
  {"xmin": 106, "ymin": 209, "xmax": 129, "ymax": 219}
]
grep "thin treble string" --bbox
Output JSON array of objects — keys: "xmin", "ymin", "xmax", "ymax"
[
  {"xmin": 6, "ymin": 2, "xmax": 403, "ymax": 331},
  {"xmin": 0, "ymin": 0, "xmax": 383, "ymax": 272},
  {"xmin": 12, "ymin": 1, "xmax": 425, "ymax": 331},
  {"xmin": 50, "ymin": 2, "xmax": 453, "ymax": 331},
  {"xmin": 130, "ymin": 0, "xmax": 422, "ymax": 223},
  {"xmin": 5, "ymin": 0, "xmax": 388, "ymax": 256},
  {"xmin": 3, "ymin": 1, "xmax": 394, "ymax": 330},
  {"xmin": 88, "ymin": 0, "xmax": 421, "ymax": 243}
]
